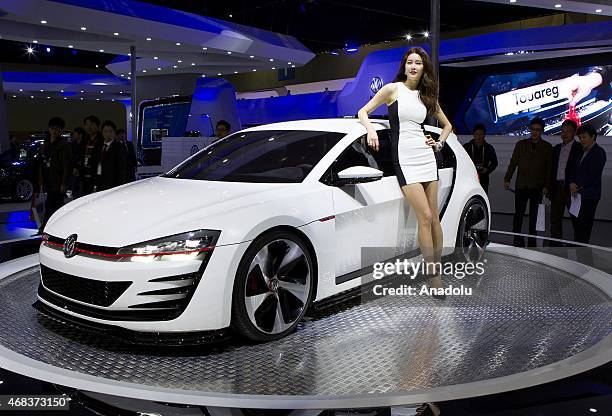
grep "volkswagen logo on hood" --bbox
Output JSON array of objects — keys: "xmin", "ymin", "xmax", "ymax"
[{"xmin": 63, "ymin": 234, "xmax": 78, "ymax": 258}]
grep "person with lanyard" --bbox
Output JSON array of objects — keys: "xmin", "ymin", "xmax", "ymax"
[{"xmin": 463, "ymin": 123, "xmax": 498, "ymax": 194}]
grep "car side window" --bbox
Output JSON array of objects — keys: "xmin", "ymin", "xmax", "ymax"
[
  {"xmin": 369, "ymin": 129, "xmax": 395, "ymax": 177},
  {"xmin": 321, "ymin": 136, "xmax": 379, "ymax": 184}
]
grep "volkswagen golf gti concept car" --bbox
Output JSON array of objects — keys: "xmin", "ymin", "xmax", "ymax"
[{"xmin": 37, "ymin": 119, "xmax": 490, "ymax": 342}]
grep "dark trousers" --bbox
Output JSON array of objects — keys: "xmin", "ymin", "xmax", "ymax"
[
  {"xmin": 513, "ymin": 188, "xmax": 543, "ymax": 247},
  {"xmin": 480, "ymin": 175, "xmax": 489, "ymax": 195},
  {"xmin": 571, "ymin": 198, "xmax": 599, "ymax": 244},
  {"xmin": 550, "ymin": 181, "xmax": 570, "ymax": 245},
  {"xmin": 39, "ymin": 190, "xmax": 65, "ymax": 232}
]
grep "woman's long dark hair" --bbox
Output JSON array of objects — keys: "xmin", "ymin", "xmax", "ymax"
[{"xmin": 393, "ymin": 47, "xmax": 438, "ymax": 116}]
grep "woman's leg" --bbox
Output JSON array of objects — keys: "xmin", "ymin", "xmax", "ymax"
[
  {"xmin": 423, "ymin": 180, "xmax": 443, "ymax": 263},
  {"xmin": 400, "ymin": 183, "xmax": 437, "ymax": 284}
]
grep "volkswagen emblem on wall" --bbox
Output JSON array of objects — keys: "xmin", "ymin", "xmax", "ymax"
[
  {"xmin": 370, "ymin": 77, "xmax": 383, "ymax": 94},
  {"xmin": 190, "ymin": 145, "xmax": 200, "ymax": 156},
  {"xmin": 63, "ymin": 234, "xmax": 78, "ymax": 258}
]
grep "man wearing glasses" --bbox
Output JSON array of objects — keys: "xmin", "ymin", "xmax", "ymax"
[{"xmin": 504, "ymin": 117, "xmax": 553, "ymax": 247}]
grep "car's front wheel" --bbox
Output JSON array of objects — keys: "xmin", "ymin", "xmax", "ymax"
[
  {"xmin": 456, "ymin": 197, "xmax": 489, "ymax": 262},
  {"xmin": 15, "ymin": 179, "xmax": 34, "ymax": 202},
  {"xmin": 231, "ymin": 230, "xmax": 314, "ymax": 342}
]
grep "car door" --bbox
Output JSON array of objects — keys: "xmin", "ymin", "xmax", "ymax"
[{"xmin": 323, "ymin": 131, "xmax": 416, "ymax": 285}]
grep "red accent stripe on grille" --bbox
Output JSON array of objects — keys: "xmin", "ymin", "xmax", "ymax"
[{"xmin": 43, "ymin": 241, "xmax": 214, "ymax": 258}]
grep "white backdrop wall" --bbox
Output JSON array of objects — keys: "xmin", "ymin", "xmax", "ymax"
[{"xmin": 457, "ymin": 135, "xmax": 612, "ymax": 221}]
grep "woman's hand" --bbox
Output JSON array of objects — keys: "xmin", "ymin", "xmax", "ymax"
[
  {"xmin": 425, "ymin": 134, "xmax": 437, "ymax": 149},
  {"xmin": 367, "ymin": 130, "xmax": 380, "ymax": 152}
]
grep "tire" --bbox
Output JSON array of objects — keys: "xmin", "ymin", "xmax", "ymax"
[
  {"xmin": 15, "ymin": 179, "xmax": 34, "ymax": 202},
  {"xmin": 454, "ymin": 197, "xmax": 489, "ymax": 263},
  {"xmin": 231, "ymin": 230, "xmax": 315, "ymax": 342}
]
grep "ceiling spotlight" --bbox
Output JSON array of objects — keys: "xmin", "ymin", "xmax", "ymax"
[
  {"xmin": 46, "ymin": 47, "xmax": 51, "ymax": 53},
  {"xmin": 68, "ymin": 45, "xmax": 74, "ymax": 48},
  {"xmin": 100, "ymin": 90, "xmax": 104, "ymax": 93},
  {"xmin": 405, "ymin": 34, "xmax": 412, "ymax": 40},
  {"xmin": 191, "ymin": 62, "xmax": 196, "ymax": 66},
  {"xmin": 12, "ymin": 95, "xmax": 16, "ymax": 98},
  {"xmin": 99, "ymin": 49, "xmax": 104, "ymax": 52},
  {"xmin": 153, "ymin": 56, "xmax": 158, "ymax": 59},
  {"xmin": 424, "ymin": 31, "xmax": 429, "ymax": 38},
  {"xmin": 510, "ymin": 0, "xmax": 516, "ymax": 3},
  {"xmin": 31, "ymin": 96, "xmax": 34, "ymax": 99},
  {"xmin": 114, "ymin": 32, "xmax": 119, "ymax": 36},
  {"xmin": 40, "ymin": 20, "xmax": 47, "ymax": 24},
  {"xmin": 589, "ymin": 409, "xmax": 598, "ymax": 413},
  {"xmin": 119, "ymin": 91, "xmax": 123, "ymax": 94},
  {"xmin": 229, "ymin": 14, "xmax": 233, "ymax": 18},
  {"xmin": 217, "ymin": 73, "xmax": 222, "ymax": 76},
  {"xmin": 202, "ymin": 47, "xmax": 208, "ymax": 50},
  {"xmin": 40, "ymin": 89, "xmax": 44, "ymax": 92},
  {"xmin": 80, "ymin": 26, "xmax": 87, "ymax": 31},
  {"xmin": 63, "ymin": 97, "xmax": 67, "ymax": 100},
  {"xmin": 128, "ymin": 53, "xmax": 131, "ymax": 56},
  {"xmin": 249, "ymin": 55, "xmax": 254, "ymax": 58},
  {"xmin": 19, "ymin": 89, "xmax": 23, "ymax": 92},
  {"xmin": 32, "ymin": 40, "xmax": 38, "ymax": 44},
  {"xmin": 80, "ymin": 90, "xmax": 84, "ymax": 93},
  {"xmin": 288, "ymin": 62, "xmax": 292, "ymax": 65},
  {"xmin": 269, "ymin": 58, "xmax": 274, "ymax": 62},
  {"xmin": 142, "ymin": 69, "xmax": 147, "ymax": 73},
  {"xmin": 95, "ymin": 64, "xmax": 99, "ymax": 68},
  {"xmin": 60, "ymin": 89, "xmax": 64, "ymax": 92},
  {"xmin": 177, "ymin": 59, "xmax": 182, "ymax": 63},
  {"xmin": 201, "ymin": 74, "xmax": 206, "ymax": 77},
  {"xmin": 271, "ymin": 67, "xmax": 275, "ymax": 70},
  {"xmin": 291, "ymin": 65, "xmax": 295, "ymax": 68},
  {"xmin": 96, "ymin": 98, "xmax": 100, "ymax": 101},
  {"xmin": 112, "ymin": 98, "xmax": 115, "ymax": 101},
  {"xmin": 80, "ymin": 97, "xmax": 84, "ymax": 100},
  {"xmin": 227, "ymin": 51, "xmax": 232, "ymax": 54},
  {"xmin": 234, "ymin": 71, "xmax": 238, "ymax": 74},
  {"xmin": 596, "ymin": 9, "xmax": 602, "ymax": 13},
  {"xmin": 176, "ymin": 42, "xmax": 181, "ymax": 46},
  {"xmin": 554, "ymin": 4, "xmax": 561, "ymax": 7},
  {"xmin": 157, "ymin": 67, "xmax": 162, "ymax": 70},
  {"xmin": 173, "ymin": 65, "xmax": 178, "ymax": 68},
  {"xmin": 46, "ymin": 96, "xmax": 50, "ymax": 99},
  {"xmin": 146, "ymin": 37, "xmax": 152, "ymax": 41},
  {"xmin": 121, "ymin": 74, "xmax": 125, "ymax": 77},
  {"xmin": 252, "ymin": 69, "xmax": 257, "ymax": 71}
]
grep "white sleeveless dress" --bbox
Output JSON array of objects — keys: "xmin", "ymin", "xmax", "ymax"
[{"xmin": 387, "ymin": 82, "xmax": 438, "ymax": 185}]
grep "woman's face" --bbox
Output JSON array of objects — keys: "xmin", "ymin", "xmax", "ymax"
[
  {"xmin": 404, "ymin": 53, "xmax": 424, "ymax": 83},
  {"xmin": 102, "ymin": 126, "xmax": 116, "ymax": 140}
]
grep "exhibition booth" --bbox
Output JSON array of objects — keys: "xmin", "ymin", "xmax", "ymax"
[{"xmin": 0, "ymin": 0, "xmax": 610, "ymax": 415}]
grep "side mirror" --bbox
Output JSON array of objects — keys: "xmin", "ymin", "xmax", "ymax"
[{"xmin": 334, "ymin": 166, "xmax": 383, "ymax": 186}]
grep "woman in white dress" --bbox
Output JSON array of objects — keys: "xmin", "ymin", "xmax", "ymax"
[{"xmin": 358, "ymin": 47, "xmax": 453, "ymax": 300}]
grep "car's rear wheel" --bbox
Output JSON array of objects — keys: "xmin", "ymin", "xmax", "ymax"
[
  {"xmin": 231, "ymin": 230, "xmax": 314, "ymax": 342},
  {"xmin": 456, "ymin": 197, "xmax": 489, "ymax": 262},
  {"xmin": 15, "ymin": 179, "xmax": 34, "ymax": 202}
]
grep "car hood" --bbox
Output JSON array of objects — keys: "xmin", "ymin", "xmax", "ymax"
[{"xmin": 45, "ymin": 177, "xmax": 297, "ymax": 246}]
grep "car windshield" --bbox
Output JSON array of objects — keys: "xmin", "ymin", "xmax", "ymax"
[{"xmin": 164, "ymin": 130, "xmax": 344, "ymax": 183}]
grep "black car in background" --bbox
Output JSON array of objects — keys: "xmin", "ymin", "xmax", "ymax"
[{"xmin": 0, "ymin": 139, "xmax": 44, "ymax": 202}]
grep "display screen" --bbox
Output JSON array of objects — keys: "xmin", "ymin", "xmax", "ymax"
[
  {"xmin": 463, "ymin": 65, "xmax": 611, "ymax": 136},
  {"xmin": 140, "ymin": 101, "xmax": 192, "ymax": 149}
]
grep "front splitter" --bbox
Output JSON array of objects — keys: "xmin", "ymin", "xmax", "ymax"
[{"xmin": 0, "ymin": 245, "xmax": 610, "ymax": 409}]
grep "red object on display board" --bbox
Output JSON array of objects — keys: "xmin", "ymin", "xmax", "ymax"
[{"xmin": 564, "ymin": 104, "xmax": 582, "ymax": 126}]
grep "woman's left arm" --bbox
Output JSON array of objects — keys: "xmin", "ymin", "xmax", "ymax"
[{"xmin": 435, "ymin": 103, "xmax": 453, "ymax": 144}]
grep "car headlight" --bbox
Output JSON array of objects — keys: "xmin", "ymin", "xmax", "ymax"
[{"xmin": 117, "ymin": 229, "xmax": 220, "ymax": 262}]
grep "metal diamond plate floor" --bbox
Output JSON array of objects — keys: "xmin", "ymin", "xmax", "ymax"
[{"xmin": 0, "ymin": 250, "xmax": 611, "ymax": 408}]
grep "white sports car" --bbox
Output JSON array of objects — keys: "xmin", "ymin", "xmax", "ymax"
[{"xmin": 37, "ymin": 119, "xmax": 489, "ymax": 342}]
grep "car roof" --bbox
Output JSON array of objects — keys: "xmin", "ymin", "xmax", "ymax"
[{"xmin": 242, "ymin": 118, "xmax": 390, "ymax": 134}]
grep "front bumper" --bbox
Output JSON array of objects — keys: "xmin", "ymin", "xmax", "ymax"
[{"xmin": 37, "ymin": 239, "xmax": 248, "ymax": 333}]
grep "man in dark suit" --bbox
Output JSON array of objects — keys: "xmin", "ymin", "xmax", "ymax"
[
  {"xmin": 569, "ymin": 123, "xmax": 607, "ymax": 245},
  {"xmin": 549, "ymin": 120, "xmax": 582, "ymax": 245},
  {"xmin": 463, "ymin": 123, "xmax": 498, "ymax": 194},
  {"xmin": 116, "ymin": 128, "xmax": 137, "ymax": 183},
  {"xmin": 94, "ymin": 121, "xmax": 127, "ymax": 192}
]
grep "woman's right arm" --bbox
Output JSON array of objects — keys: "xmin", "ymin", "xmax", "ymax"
[{"xmin": 357, "ymin": 84, "xmax": 394, "ymax": 152}]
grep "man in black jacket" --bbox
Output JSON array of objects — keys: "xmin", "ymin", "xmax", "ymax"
[
  {"xmin": 549, "ymin": 120, "xmax": 582, "ymax": 245},
  {"xmin": 94, "ymin": 121, "xmax": 127, "ymax": 192},
  {"xmin": 116, "ymin": 128, "xmax": 137, "ymax": 183},
  {"xmin": 463, "ymin": 124, "xmax": 498, "ymax": 194},
  {"xmin": 39, "ymin": 117, "xmax": 72, "ymax": 232},
  {"xmin": 82, "ymin": 115, "xmax": 103, "ymax": 195},
  {"xmin": 570, "ymin": 123, "xmax": 607, "ymax": 245}
]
